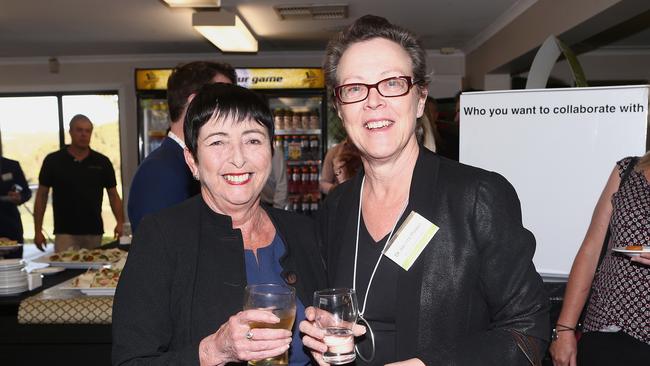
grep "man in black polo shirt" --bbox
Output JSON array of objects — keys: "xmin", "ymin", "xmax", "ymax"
[{"xmin": 33, "ymin": 114, "xmax": 124, "ymax": 252}]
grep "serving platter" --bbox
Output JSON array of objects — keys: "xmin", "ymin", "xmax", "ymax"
[{"xmin": 32, "ymin": 248, "xmax": 126, "ymax": 269}]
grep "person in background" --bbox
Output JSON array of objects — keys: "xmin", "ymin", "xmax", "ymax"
[
  {"xmin": 415, "ymin": 96, "xmax": 440, "ymax": 153},
  {"xmin": 331, "ymin": 139, "xmax": 361, "ymax": 185},
  {"xmin": 113, "ymin": 83, "xmax": 326, "ymax": 365},
  {"xmin": 300, "ymin": 15, "xmax": 548, "ymax": 365},
  {"xmin": 0, "ymin": 135, "xmax": 32, "ymax": 258},
  {"xmin": 128, "ymin": 61, "xmax": 236, "ymax": 233},
  {"xmin": 319, "ymin": 140, "xmax": 343, "ymax": 195},
  {"xmin": 261, "ymin": 144, "xmax": 289, "ymax": 209},
  {"xmin": 33, "ymin": 114, "xmax": 123, "ymax": 252},
  {"xmin": 550, "ymin": 153, "xmax": 650, "ymax": 366}
]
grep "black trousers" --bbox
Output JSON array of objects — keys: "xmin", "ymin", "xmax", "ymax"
[{"xmin": 578, "ymin": 331, "xmax": 650, "ymax": 366}]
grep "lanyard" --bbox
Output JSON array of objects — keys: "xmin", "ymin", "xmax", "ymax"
[{"xmin": 352, "ymin": 175, "xmax": 408, "ymax": 362}]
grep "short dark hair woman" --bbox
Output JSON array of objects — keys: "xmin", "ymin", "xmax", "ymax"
[
  {"xmin": 300, "ymin": 15, "xmax": 549, "ymax": 365},
  {"xmin": 113, "ymin": 83, "xmax": 326, "ymax": 365}
]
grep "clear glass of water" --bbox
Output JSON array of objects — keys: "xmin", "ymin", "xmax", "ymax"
[{"xmin": 313, "ymin": 288, "xmax": 358, "ymax": 365}]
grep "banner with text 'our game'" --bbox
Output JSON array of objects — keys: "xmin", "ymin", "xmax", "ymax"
[{"xmin": 460, "ymin": 85, "xmax": 648, "ymax": 277}]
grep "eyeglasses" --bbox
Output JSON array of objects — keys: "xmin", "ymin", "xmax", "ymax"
[{"xmin": 334, "ymin": 76, "xmax": 418, "ymax": 104}]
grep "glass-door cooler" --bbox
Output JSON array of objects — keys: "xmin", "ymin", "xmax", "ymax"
[
  {"xmin": 135, "ymin": 69, "xmax": 172, "ymax": 162},
  {"xmin": 238, "ymin": 68, "xmax": 327, "ymax": 215}
]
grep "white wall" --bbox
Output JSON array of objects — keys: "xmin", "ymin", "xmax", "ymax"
[
  {"xmin": 550, "ymin": 49, "xmax": 650, "ymax": 85},
  {"xmin": 0, "ymin": 51, "xmax": 464, "ymax": 208}
]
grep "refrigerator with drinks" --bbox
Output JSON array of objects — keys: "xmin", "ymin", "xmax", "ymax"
[
  {"xmin": 134, "ymin": 67, "xmax": 327, "ymax": 214},
  {"xmin": 135, "ymin": 69, "xmax": 173, "ymax": 162},
  {"xmin": 238, "ymin": 68, "xmax": 327, "ymax": 214}
]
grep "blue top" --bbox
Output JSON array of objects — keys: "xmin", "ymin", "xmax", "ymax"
[
  {"xmin": 128, "ymin": 137, "xmax": 199, "ymax": 233},
  {"xmin": 245, "ymin": 234, "xmax": 310, "ymax": 366}
]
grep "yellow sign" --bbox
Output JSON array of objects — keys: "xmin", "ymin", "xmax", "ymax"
[
  {"xmin": 236, "ymin": 68, "xmax": 324, "ymax": 89},
  {"xmin": 135, "ymin": 68, "xmax": 324, "ymax": 90},
  {"xmin": 135, "ymin": 69, "xmax": 173, "ymax": 90}
]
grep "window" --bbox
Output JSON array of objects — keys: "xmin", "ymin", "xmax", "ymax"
[{"xmin": 0, "ymin": 92, "xmax": 121, "ymax": 243}]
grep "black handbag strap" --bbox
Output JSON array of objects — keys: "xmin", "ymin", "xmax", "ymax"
[{"xmin": 595, "ymin": 156, "xmax": 640, "ymax": 268}]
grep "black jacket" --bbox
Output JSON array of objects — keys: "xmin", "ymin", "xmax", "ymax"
[
  {"xmin": 319, "ymin": 148, "xmax": 549, "ymax": 365},
  {"xmin": 112, "ymin": 196, "xmax": 327, "ymax": 365}
]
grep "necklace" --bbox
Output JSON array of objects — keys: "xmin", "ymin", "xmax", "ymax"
[{"xmin": 352, "ymin": 175, "xmax": 408, "ymax": 362}]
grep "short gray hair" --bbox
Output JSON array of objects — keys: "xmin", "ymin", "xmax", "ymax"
[{"xmin": 323, "ymin": 14, "xmax": 429, "ymax": 105}]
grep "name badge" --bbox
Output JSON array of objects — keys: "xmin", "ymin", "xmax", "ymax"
[
  {"xmin": 384, "ymin": 211, "xmax": 438, "ymax": 271},
  {"xmin": 1, "ymin": 172, "xmax": 13, "ymax": 182}
]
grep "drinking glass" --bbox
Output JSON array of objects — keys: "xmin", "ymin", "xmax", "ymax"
[
  {"xmin": 244, "ymin": 284, "xmax": 296, "ymax": 366},
  {"xmin": 313, "ymin": 288, "xmax": 358, "ymax": 365}
]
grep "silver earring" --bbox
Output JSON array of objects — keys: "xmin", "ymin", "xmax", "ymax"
[{"xmin": 193, "ymin": 174, "xmax": 200, "ymax": 181}]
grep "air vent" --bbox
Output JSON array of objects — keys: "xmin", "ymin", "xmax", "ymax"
[{"xmin": 274, "ymin": 4, "xmax": 348, "ymax": 20}]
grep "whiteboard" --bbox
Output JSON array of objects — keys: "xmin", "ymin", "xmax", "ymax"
[{"xmin": 459, "ymin": 85, "xmax": 648, "ymax": 276}]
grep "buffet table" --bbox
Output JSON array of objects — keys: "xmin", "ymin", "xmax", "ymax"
[
  {"xmin": 0, "ymin": 244, "xmax": 127, "ymax": 366},
  {"xmin": 0, "ymin": 268, "xmax": 112, "ymax": 365}
]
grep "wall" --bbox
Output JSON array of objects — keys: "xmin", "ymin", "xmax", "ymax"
[
  {"xmin": 0, "ymin": 50, "xmax": 463, "ymax": 210},
  {"xmin": 550, "ymin": 49, "xmax": 650, "ymax": 84}
]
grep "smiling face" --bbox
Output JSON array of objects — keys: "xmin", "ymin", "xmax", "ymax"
[
  {"xmin": 335, "ymin": 38, "xmax": 427, "ymax": 163},
  {"xmin": 184, "ymin": 115, "xmax": 272, "ymax": 214}
]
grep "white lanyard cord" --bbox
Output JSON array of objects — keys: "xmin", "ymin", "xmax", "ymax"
[{"xmin": 353, "ymin": 175, "xmax": 408, "ymax": 317}]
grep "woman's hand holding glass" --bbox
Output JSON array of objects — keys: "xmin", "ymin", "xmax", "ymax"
[
  {"xmin": 198, "ymin": 309, "xmax": 292, "ymax": 366},
  {"xmin": 300, "ymin": 289, "xmax": 365, "ymax": 366}
]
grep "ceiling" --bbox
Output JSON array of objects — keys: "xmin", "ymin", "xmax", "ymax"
[{"xmin": 1, "ymin": 0, "xmax": 649, "ymax": 67}]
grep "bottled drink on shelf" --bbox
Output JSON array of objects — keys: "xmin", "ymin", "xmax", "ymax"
[
  {"xmin": 301, "ymin": 135, "xmax": 310, "ymax": 160},
  {"xmin": 309, "ymin": 164, "xmax": 319, "ymax": 192},
  {"xmin": 292, "ymin": 167, "xmax": 302, "ymax": 194},
  {"xmin": 274, "ymin": 136, "xmax": 283, "ymax": 151},
  {"xmin": 310, "ymin": 195, "xmax": 319, "ymax": 213},
  {"xmin": 301, "ymin": 112, "xmax": 311, "ymax": 130},
  {"xmin": 292, "ymin": 197, "xmax": 301, "ymax": 214},
  {"xmin": 301, "ymin": 166, "xmax": 310, "ymax": 194},
  {"xmin": 283, "ymin": 135, "xmax": 290, "ymax": 160},
  {"xmin": 287, "ymin": 167, "xmax": 294, "ymax": 194},
  {"xmin": 292, "ymin": 111, "xmax": 301, "ymax": 130},
  {"xmin": 309, "ymin": 136, "xmax": 319, "ymax": 161},
  {"xmin": 274, "ymin": 109, "xmax": 284, "ymax": 131},
  {"xmin": 309, "ymin": 109, "xmax": 320, "ymax": 130},
  {"xmin": 302, "ymin": 195, "xmax": 311, "ymax": 215},
  {"xmin": 283, "ymin": 110, "xmax": 293, "ymax": 131}
]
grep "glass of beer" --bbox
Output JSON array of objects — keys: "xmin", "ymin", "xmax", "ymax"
[
  {"xmin": 313, "ymin": 288, "xmax": 358, "ymax": 365},
  {"xmin": 244, "ymin": 284, "xmax": 296, "ymax": 366}
]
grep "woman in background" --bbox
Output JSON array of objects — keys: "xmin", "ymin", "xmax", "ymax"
[
  {"xmin": 332, "ymin": 139, "xmax": 362, "ymax": 185},
  {"xmin": 550, "ymin": 153, "xmax": 650, "ymax": 366}
]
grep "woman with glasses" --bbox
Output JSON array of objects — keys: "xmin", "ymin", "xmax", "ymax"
[{"xmin": 300, "ymin": 15, "xmax": 549, "ymax": 365}]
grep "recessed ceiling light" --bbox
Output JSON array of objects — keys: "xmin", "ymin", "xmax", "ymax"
[{"xmin": 162, "ymin": 0, "xmax": 220, "ymax": 8}]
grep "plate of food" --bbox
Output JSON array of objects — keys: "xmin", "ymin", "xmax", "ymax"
[
  {"xmin": 0, "ymin": 238, "xmax": 21, "ymax": 253},
  {"xmin": 60, "ymin": 267, "xmax": 122, "ymax": 296},
  {"xmin": 31, "ymin": 267, "xmax": 66, "ymax": 276},
  {"xmin": 33, "ymin": 248, "xmax": 126, "ymax": 269},
  {"xmin": 612, "ymin": 245, "xmax": 650, "ymax": 257}
]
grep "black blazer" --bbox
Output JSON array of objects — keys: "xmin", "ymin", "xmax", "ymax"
[
  {"xmin": 112, "ymin": 196, "xmax": 327, "ymax": 365},
  {"xmin": 320, "ymin": 148, "xmax": 549, "ymax": 365}
]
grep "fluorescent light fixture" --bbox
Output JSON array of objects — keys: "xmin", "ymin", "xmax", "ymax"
[
  {"xmin": 162, "ymin": 0, "xmax": 221, "ymax": 8},
  {"xmin": 193, "ymin": 11, "xmax": 258, "ymax": 52}
]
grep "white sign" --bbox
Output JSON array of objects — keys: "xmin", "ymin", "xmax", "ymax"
[{"xmin": 460, "ymin": 85, "xmax": 648, "ymax": 276}]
